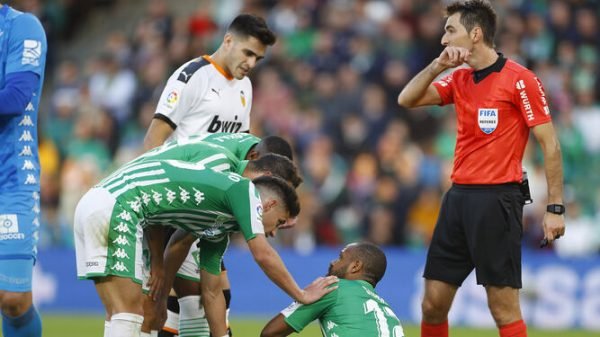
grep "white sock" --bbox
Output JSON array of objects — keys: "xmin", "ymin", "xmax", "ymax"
[
  {"xmin": 110, "ymin": 313, "xmax": 144, "ymax": 337},
  {"xmin": 104, "ymin": 321, "xmax": 111, "ymax": 337},
  {"xmin": 141, "ymin": 333, "xmax": 151, "ymax": 337},
  {"xmin": 178, "ymin": 295, "xmax": 209, "ymax": 337},
  {"xmin": 164, "ymin": 309, "xmax": 179, "ymax": 334},
  {"xmin": 150, "ymin": 331, "xmax": 158, "ymax": 337}
]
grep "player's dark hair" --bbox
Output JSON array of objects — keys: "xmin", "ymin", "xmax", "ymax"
[
  {"xmin": 446, "ymin": 0, "xmax": 497, "ymax": 47},
  {"xmin": 256, "ymin": 136, "xmax": 294, "ymax": 161},
  {"xmin": 352, "ymin": 242, "xmax": 387, "ymax": 287},
  {"xmin": 253, "ymin": 175, "xmax": 300, "ymax": 217},
  {"xmin": 228, "ymin": 14, "xmax": 276, "ymax": 46},
  {"xmin": 248, "ymin": 153, "xmax": 303, "ymax": 188}
]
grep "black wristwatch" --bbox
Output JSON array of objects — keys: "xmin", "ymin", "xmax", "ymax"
[{"xmin": 547, "ymin": 204, "xmax": 565, "ymax": 215}]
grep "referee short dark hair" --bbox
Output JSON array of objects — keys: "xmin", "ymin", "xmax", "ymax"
[
  {"xmin": 228, "ymin": 14, "xmax": 276, "ymax": 46},
  {"xmin": 352, "ymin": 242, "xmax": 387, "ymax": 287},
  {"xmin": 446, "ymin": 0, "xmax": 497, "ymax": 48},
  {"xmin": 253, "ymin": 175, "xmax": 300, "ymax": 217}
]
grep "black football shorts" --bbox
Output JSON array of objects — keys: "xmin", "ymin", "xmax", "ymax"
[{"xmin": 424, "ymin": 183, "xmax": 524, "ymax": 288}]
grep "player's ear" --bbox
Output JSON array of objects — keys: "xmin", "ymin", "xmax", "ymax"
[
  {"xmin": 223, "ymin": 32, "xmax": 234, "ymax": 48},
  {"xmin": 471, "ymin": 27, "xmax": 481, "ymax": 43},
  {"xmin": 349, "ymin": 260, "xmax": 363, "ymax": 274},
  {"xmin": 247, "ymin": 150, "xmax": 259, "ymax": 160}
]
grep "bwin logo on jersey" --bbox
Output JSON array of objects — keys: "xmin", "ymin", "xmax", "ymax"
[
  {"xmin": 478, "ymin": 108, "xmax": 498, "ymax": 134},
  {"xmin": 0, "ymin": 214, "xmax": 24, "ymax": 240},
  {"xmin": 22, "ymin": 40, "xmax": 42, "ymax": 66},
  {"xmin": 207, "ymin": 115, "xmax": 242, "ymax": 133}
]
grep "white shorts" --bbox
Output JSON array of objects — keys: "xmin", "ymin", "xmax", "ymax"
[
  {"xmin": 176, "ymin": 239, "xmax": 201, "ymax": 282},
  {"xmin": 74, "ymin": 187, "xmax": 144, "ymax": 283}
]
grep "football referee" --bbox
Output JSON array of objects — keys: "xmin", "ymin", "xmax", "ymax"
[{"xmin": 397, "ymin": 1, "xmax": 565, "ymax": 337}]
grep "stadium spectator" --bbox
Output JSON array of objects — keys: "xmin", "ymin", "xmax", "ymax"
[
  {"xmin": 261, "ymin": 242, "xmax": 404, "ymax": 337},
  {"xmin": 397, "ymin": 1, "xmax": 565, "ymax": 337},
  {"xmin": 0, "ymin": 4, "xmax": 47, "ymax": 337}
]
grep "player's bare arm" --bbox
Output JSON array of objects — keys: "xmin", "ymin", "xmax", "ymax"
[
  {"xmin": 532, "ymin": 122, "xmax": 565, "ymax": 242},
  {"xmin": 160, "ymin": 229, "xmax": 197, "ymax": 299},
  {"xmin": 200, "ymin": 268, "xmax": 228, "ymax": 336},
  {"xmin": 145, "ymin": 226, "xmax": 167, "ymax": 301},
  {"xmin": 247, "ymin": 234, "xmax": 338, "ymax": 305},
  {"xmin": 397, "ymin": 47, "xmax": 469, "ymax": 108},
  {"xmin": 261, "ymin": 314, "xmax": 295, "ymax": 337},
  {"xmin": 143, "ymin": 118, "xmax": 176, "ymax": 150}
]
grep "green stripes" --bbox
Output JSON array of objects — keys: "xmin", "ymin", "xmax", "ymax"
[{"xmin": 179, "ymin": 318, "xmax": 210, "ymax": 337}]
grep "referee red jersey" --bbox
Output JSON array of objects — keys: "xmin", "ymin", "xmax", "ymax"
[{"xmin": 433, "ymin": 55, "xmax": 552, "ymax": 184}]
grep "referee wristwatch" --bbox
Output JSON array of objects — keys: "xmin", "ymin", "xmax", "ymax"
[{"xmin": 547, "ymin": 204, "xmax": 565, "ymax": 215}]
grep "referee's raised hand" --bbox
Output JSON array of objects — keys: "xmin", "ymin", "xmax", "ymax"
[{"xmin": 435, "ymin": 46, "xmax": 471, "ymax": 70}]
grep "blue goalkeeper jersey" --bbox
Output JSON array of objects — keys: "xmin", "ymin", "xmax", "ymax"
[{"xmin": 0, "ymin": 5, "xmax": 47, "ymax": 193}]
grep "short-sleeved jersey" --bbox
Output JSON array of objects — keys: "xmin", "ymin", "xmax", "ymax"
[
  {"xmin": 128, "ymin": 136, "xmax": 248, "ymax": 175},
  {"xmin": 201, "ymin": 132, "xmax": 260, "ymax": 160},
  {"xmin": 155, "ymin": 55, "xmax": 252, "ymax": 141},
  {"xmin": 0, "ymin": 6, "xmax": 47, "ymax": 192},
  {"xmin": 282, "ymin": 279, "xmax": 404, "ymax": 337},
  {"xmin": 433, "ymin": 56, "xmax": 552, "ymax": 184},
  {"xmin": 96, "ymin": 160, "xmax": 263, "ymax": 242}
]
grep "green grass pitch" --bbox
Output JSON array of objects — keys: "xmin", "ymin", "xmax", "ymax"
[{"xmin": 42, "ymin": 314, "xmax": 597, "ymax": 337}]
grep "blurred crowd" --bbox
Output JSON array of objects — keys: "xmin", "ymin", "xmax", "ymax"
[{"xmin": 24, "ymin": 0, "xmax": 600, "ymax": 256}]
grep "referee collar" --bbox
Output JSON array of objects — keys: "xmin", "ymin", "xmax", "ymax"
[{"xmin": 472, "ymin": 53, "xmax": 506, "ymax": 83}]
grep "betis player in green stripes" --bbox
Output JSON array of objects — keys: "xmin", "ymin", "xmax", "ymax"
[
  {"xmin": 74, "ymin": 159, "xmax": 336, "ymax": 337},
  {"xmin": 201, "ymin": 132, "xmax": 293, "ymax": 161},
  {"xmin": 262, "ymin": 242, "xmax": 404, "ymax": 337}
]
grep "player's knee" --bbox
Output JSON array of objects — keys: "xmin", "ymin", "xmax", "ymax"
[
  {"xmin": 488, "ymin": 301, "xmax": 520, "ymax": 326},
  {"xmin": 421, "ymin": 297, "xmax": 449, "ymax": 323},
  {"xmin": 1, "ymin": 292, "xmax": 32, "ymax": 317}
]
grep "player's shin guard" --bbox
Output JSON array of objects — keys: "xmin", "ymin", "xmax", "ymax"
[
  {"xmin": 499, "ymin": 319, "xmax": 527, "ymax": 337},
  {"xmin": 421, "ymin": 320, "xmax": 448, "ymax": 337},
  {"xmin": 110, "ymin": 313, "xmax": 143, "ymax": 337},
  {"xmin": 159, "ymin": 296, "xmax": 180, "ymax": 337},
  {"xmin": 178, "ymin": 295, "xmax": 209, "ymax": 337},
  {"xmin": 1, "ymin": 305, "xmax": 42, "ymax": 337}
]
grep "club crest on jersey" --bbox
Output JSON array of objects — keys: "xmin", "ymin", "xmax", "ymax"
[
  {"xmin": 240, "ymin": 90, "xmax": 246, "ymax": 107},
  {"xmin": 478, "ymin": 108, "xmax": 498, "ymax": 134}
]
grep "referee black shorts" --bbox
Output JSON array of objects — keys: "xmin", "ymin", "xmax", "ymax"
[{"xmin": 423, "ymin": 183, "xmax": 525, "ymax": 288}]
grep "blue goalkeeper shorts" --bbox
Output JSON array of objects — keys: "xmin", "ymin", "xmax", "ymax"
[{"xmin": 0, "ymin": 191, "xmax": 40, "ymax": 292}]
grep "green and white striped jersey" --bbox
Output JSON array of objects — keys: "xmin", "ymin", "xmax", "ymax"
[
  {"xmin": 97, "ymin": 160, "xmax": 264, "ymax": 274},
  {"xmin": 201, "ymin": 132, "xmax": 260, "ymax": 160},
  {"xmin": 282, "ymin": 279, "xmax": 404, "ymax": 337},
  {"xmin": 126, "ymin": 137, "xmax": 247, "ymax": 174}
]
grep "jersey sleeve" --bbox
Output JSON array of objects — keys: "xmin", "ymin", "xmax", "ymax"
[
  {"xmin": 432, "ymin": 72, "xmax": 455, "ymax": 106},
  {"xmin": 225, "ymin": 178, "xmax": 264, "ymax": 240},
  {"xmin": 5, "ymin": 13, "xmax": 47, "ymax": 76},
  {"xmin": 281, "ymin": 288, "xmax": 338, "ymax": 332},
  {"xmin": 155, "ymin": 65, "xmax": 208, "ymax": 128},
  {"xmin": 198, "ymin": 236, "xmax": 229, "ymax": 275},
  {"xmin": 513, "ymin": 70, "xmax": 552, "ymax": 127}
]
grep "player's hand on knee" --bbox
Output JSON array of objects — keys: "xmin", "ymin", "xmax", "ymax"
[{"xmin": 299, "ymin": 276, "xmax": 339, "ymax": 304}]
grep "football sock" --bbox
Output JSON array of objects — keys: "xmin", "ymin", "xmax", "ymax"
[
  {"xmin": 1, "ymin": 305, "xmax": 42, "ymax": 337},
  {"xmin": 178, "ymin": 295, "xmax": 209, "ymax": 337},
  {"xmin": 104, "ymin": 321, "xmax": 111, "ymax": 337},
  {"xmin": 110, "ymin": 313, "xmax": 143, "ymax": 337},
  {"xmin": 499, "ymin": 319, "xmax": 527, "ymax": 337},
  {"xmin": 421, "ymin": 320, "xmax": 448, "ymax": 337}
]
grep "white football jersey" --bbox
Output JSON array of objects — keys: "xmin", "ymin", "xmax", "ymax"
[{"xmin": 155, "ymin": 55, "xmax": 253, "ymax": 141}]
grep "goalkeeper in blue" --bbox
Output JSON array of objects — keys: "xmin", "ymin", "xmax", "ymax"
[{"xmin": 0, "ymin": 4, "xmax": 47, "ymax": 337}]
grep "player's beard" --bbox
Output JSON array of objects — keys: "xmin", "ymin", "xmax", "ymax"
[{"xmin": 327, "ymin": 263, "xmax": 344, "ymax": 278}]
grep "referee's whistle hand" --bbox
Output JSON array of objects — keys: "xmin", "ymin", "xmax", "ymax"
[
  {"xmin": 542, "ymin": 212, "xmax": 566, "ymax": 243},
  {"xmin": 436, "ymin": 47, "xmax": 470, "ymax": 69}
]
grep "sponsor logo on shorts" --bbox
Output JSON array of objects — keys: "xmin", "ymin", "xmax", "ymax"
[
  {"xmin": 478, "ymin": 108, "xmax": 498, "ymax": 134},
  {"xmin": 86, "ymin": 261, "xmax": 99, "ymax": 267},
  {"xmin": 0, "ymin": 214, "xmax": 25, "ymax": 241}
]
